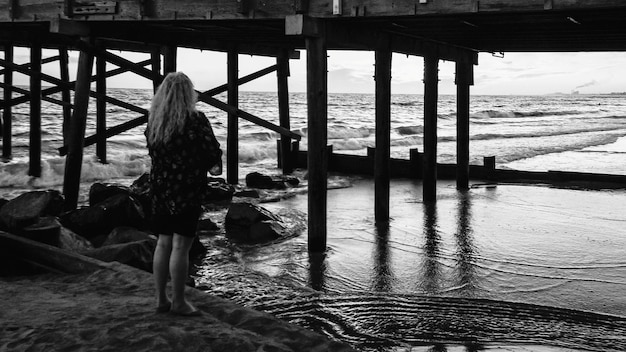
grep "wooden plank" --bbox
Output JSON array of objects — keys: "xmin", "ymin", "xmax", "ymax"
[
  {"xmin": 305, "ymin": 34, "xmax": 328, "ymax": 252},
  {"xmin": 162, "ymin": 44, "xmax": 176, "ymax": 75},
  {"xmin": 422, "ymin": 52, "xmax": 438, "ymax": 202},
  {"xmin": 0, "ymin": 231, "xmax": 109, "ymax": 274},
  {"xmin": 200, "ymin": 64, "xmax": 277, "ymax": 98},
  {"xmin": 63, "ymin": 45, "xmax": 94, "ymax": 211},
  {"xmin": 227, "ymin": 47, "xmax": 239, "ymax": 184},
  {"xmin": 29, "ymin": 42, "xmax": 42, "ymax": 177},
  {"xmin": 374, "ymin": 46, "xmax": 391, "ymax": 223},
  {"xmin": 2, "ymin": 44, "xmax": 13, "ymax": 159}
]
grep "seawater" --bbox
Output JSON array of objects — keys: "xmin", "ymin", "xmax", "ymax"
[{"xmin": 2, "ymin": 90, "xmax": 626, "ymax": 351}]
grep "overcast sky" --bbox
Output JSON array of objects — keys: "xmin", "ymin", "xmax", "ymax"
[{"xmin": 9, "ymin": 48, "xmax": 626, "ymax": 95}]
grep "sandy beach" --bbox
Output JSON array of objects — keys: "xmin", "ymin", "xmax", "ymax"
[{"xmin": 0, "ymin": 250, "xmax": 355, "ymax": 352}]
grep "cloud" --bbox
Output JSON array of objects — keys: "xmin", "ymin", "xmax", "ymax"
[{"xmin": 574, "ymin": 79, "xmax": 597, "ymax": 89}]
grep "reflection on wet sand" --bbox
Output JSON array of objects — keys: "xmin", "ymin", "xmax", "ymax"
[
  {"xmin": 420, "ymin": 201, "xmax": 443, "ymax": 294},
  {"xmin": 372, "ymin": 224, "xmax": 395, "ymax": 292},
  {"xmin": 454, "ymin": 190, "xmax": 481, "ymax": 296}
]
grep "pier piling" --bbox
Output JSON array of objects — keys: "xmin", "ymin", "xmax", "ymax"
[
  {"xmin": 2, "ymin": 44, "xmax": 12, "ymax": 159},
  {"xmin": 227, "ymin": 47, "xmax": 239, "ymax": 184},
  {"xmin": 29, "ymin": 42, "xmax": 42, "ymax": 177},
  {"xmin": 423, "ymin": 52, "xmax": 439, "ymax": 202},
  {"xmin": 306, "ymin": 33, "xmax": 328, "ymax": 252},
  {"xmin": 455, "ymin": 53, "xmax": 474, "ymax": 190},
  {"xmin": 374, "ymin": 46, "xmax": 392, "ymax": 223}
]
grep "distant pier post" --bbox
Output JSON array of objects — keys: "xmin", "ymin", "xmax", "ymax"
[
  {"xmin": 63, "ymin": 43, "xmax": 94, "ymax": 210},
  {"xmin": 59, "ymin": 48, "xmax": 72, "ymax": 145},
  {"xmin": 277, "ymin": 49, "xmax": 293, "ymax": 174},
  {"xmin": 306, "ymin": 33, "xmax": 328, "ymax": 252},
  {"xmin": 227, "ymin": 47, "xmax": 239, "ymax": 184},
  {"xmin": 374, "ymin": 46, "xmax": 392, "ymax": 223},
  {"xmin": 2, "ymin": 44, "xmax": 13, "ymax": 159},
  {"xmin": 423, "ymin": 52, "xmax": 439, "ymax": 202},
  {"xmin": 162, "ymin": 45, "xmax": 177, "ymax": 75},
  {"xmin": 29, "ymin": 42, "xmax": 42, "ymax": 177},
  {"xmin": 150, "ymin": 48, "xmax": 161, "ymax": 92},
  {"xmin": 455, "ymin": 53, "xmax": 474, "ymax": 190},
  {"xmin": 96, "ymin": 54, "xmax": 107, "ymax": 163}
]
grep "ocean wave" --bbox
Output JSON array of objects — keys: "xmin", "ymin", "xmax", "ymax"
[{"xmin": 471, "ymin": 109, "xmax": 590, "ymax": 119}]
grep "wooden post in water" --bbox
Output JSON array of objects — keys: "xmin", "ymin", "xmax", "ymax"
[
  {"xmin": 423, "ymin": 52, "xmax": 439, "ymax": 202},
  {"xmin": 96, "ymin": 55, "xmax": 107, "ymax": 163},
  {"xmin": 63, "ymin": 43, "xmax": 94, "ymax": 210},
  {"xmin": 306, "ymin": 34, "xmax": 328, "ymax": 252},
  {"xmin": 277, "ymin": 49, "xmax": 293, "ymax": 174},
  {"xmin": 2, "ymin": 44, "xmax": 13, "ymax": 159},
  {"xmin": 59, "ymin": 48, "xmax": 72, "ymax": 145},
  {"xmin": 374, "ymin": 47, "xmax": 392, "ymax": 223},
  {"xmin": 227, "ymin": 47, "xmax": 239, "ymax": 184},
  {"xmin": 29, "ymin": 43, "xmax": 42, "ymax": 177},
  {"xmin": 455, "ymin": 53, "xmax": 473, "ymax": 190}
]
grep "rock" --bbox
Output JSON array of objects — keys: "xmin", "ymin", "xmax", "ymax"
[
  {"xmin": 0, "ymin": 190, "xmax": 64, "ymax": 232},
  {"xmin": 197, "ymin": 218, "xmax": 219, "ymax": 233},
  {"xmin": 130, "ymin": 173, "xmax": 152, "ymax": 216},
  {"xmin": 101, "ymin": 226, "xmax": 155, "ymax": 247},
  {"xmin": 58, "ymin": 226, "xmax": 95, "ymax": 252},
  {"xmin": 190, "ymin": 236, "xmax": 207, "ymax": 259},
  {"xmin": 59, "ymin": 194, "xmax": 146, "ymax": 243},
  {"xmin": 233, "ymin": 189, "xmax": 260, "ymax": 198},
  {"xmin": 82, "ymin": 239, "xmax": 156, "ymax": 272},
  {"xmin": 89, "ymin": 183, "xmax": 130, "ymax": 207},
  {"xmin": 20, "ymin": 216, "xmax": 61, "ymax": 246},
  {"xmin": 205, "ymin": 177, "xmax": 235, "ymax": 203},
  {"xmin": 245, "ymin": 172, "xmax": 299, "ymax": 190},
  {"xmin": 225, "ymin": 202, "xmax": 286, "ymax": 244}
]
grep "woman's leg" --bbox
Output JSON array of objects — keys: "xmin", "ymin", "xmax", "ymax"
[
  {"xmin": 153, "ymin": 234, "xmax": 173, "ymax": 308},
  {"xmin": 169, "ymin": 234, "xmax": 197, "ymax": 314}
]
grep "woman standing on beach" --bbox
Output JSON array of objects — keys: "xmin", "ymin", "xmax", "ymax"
[{"xmin": 146, "ymin": 72, "xmax": 222, "ymax": 316}]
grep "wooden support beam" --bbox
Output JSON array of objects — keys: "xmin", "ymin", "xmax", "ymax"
[
  {"xmin": 162, "ymin": 45, "xmax": 177, "ymax": 75},
  {"xmin": 455, "ymin": 53, "xmax": 474, "ymax": 191},
  {"xmin": 306, "ymin": 33, "xmax": 328, "ymax": 252},
  {"xmin": 374, "ymin": 46, "xmax": 392, "ymax": 223},
  {"xmin": 63, "ymin": 44, "xmax": 94, "ymax": 211},
  {"xmin": 29, "ymin": 43, "xmax": 42, "ymax": 177},
  {"xmin": 2, "ymin": 45, "xmax": 13, "ymax": 160},
  {"xmin": 0, "ymin": 83, "xmax": 71, "ymax": 107},
  {"xmin": 150, "ymin": 49, "xmax": 161, "ymax": 92},
  {"xmin": 59, "ymin": 48, "xmax": 72, "ymax": 145},
  {"xmin": 0, "ymin": 55, "xmax": 60, "ymax": 76},
  {"xmin": 96, "ymin": 55, "xmax": 107, "ymax": 163},
  {"xmin": 227, "ymin": 47, "xmax": 239, "ymax": 184},
  {"xmin": 277, "ymin": 50, "xmax": 292, "ymax": 174},
  {"xmin": 422, "ymin": 52, "xmax": 439, "ymax": 202},
  {"xmin": 59, "ymin": 115, "xmax": 147, "ymax": 156},
  {"xmin": 199, "ymin": 65, "xmax": 278, "ymax": 99}
]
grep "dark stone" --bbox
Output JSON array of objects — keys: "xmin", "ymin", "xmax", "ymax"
[
  {"xmin": 59, "ymin": 194, "xmax": 146, "ymax": 242},
  {"xmin": 234, "ymin": 189, "xmax": 260, "ymax": 198},
  {"xmin": 245, "ymin": 172, "xmax": 300, "ymax": 190},
  {"xmin": 20, "ymin": 216, "xmax": 61, "ymax": 246},
  {"xmin": 58, "ymin": 226, "xmax": 94, "ymax": 252},
  {"xmin": 190, "ymin": 236, "xmax": 207, "ymax": 259},
  {"xmin": 89, "ymin": 183, "xmax": 130, "ymax": 207},
  {"xmin": 82, "ymin": 239, "xmax": 156, "ymax": 272},
  {"xmin": 205, "ymin": 177, "xmax": 235, "ymax": 203},
  {"xmin": 101, "ymin": 226, "xmax": 155, "ymax": 247},
  {"xmin": 225, "ymin": 202, "xmax": 286, "ymax": 244},
  {"xmin": 197, "ymin": 217, "xmax": 219, "ymax": 233},
  {"xmin": 130, "ymin": 173, "xmax": 152, "ymax": 216},
  {"xmin": 0, "ymin": 190, "xmax": 64, "ymax": 232}
]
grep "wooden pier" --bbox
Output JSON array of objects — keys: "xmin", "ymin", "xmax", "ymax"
[{"xmin": 2, "ymin": 0, "xmax": 626, "ymax": 252}]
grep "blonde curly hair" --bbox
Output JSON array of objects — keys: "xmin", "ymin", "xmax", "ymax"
[{"xmin": 146, "ymin": 72, "xmax": 198, "ymax": 146}]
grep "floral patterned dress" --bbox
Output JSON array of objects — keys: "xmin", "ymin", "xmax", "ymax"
[{"xmin": 147, "ymin": 111, "xmax": 222, "ymax": 218}]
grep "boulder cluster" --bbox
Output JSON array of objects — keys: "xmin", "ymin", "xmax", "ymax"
[{"xmin": 0, "ymin": 172, "xmax": 302, "ymax": 273}]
